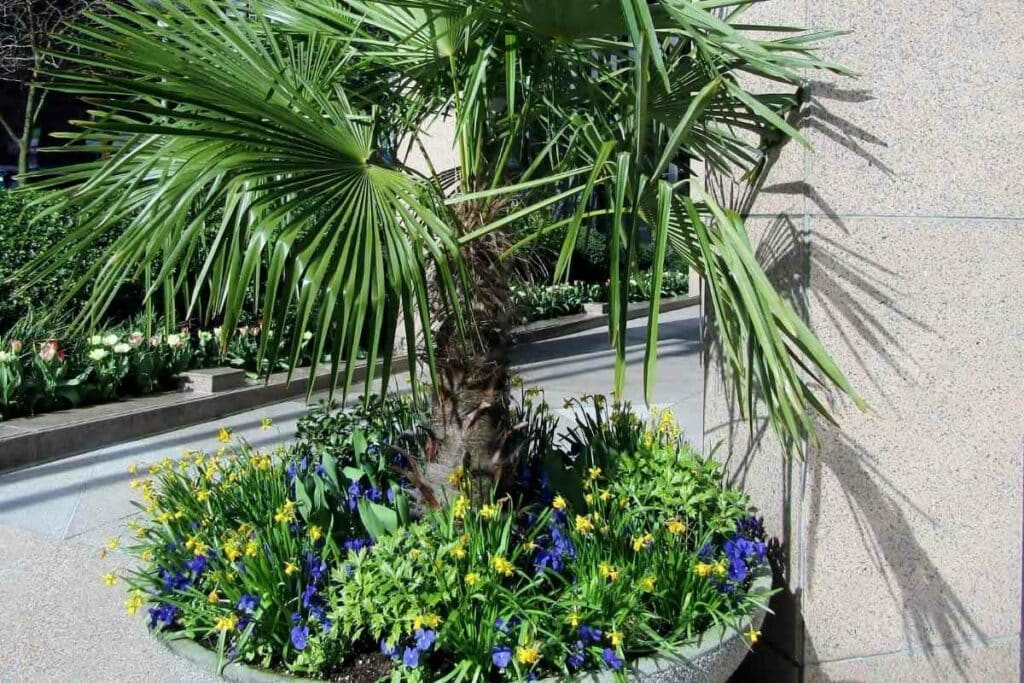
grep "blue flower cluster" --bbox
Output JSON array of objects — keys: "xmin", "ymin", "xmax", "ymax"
[
  {"xmin": 380, "ymin": 627, "xmax": 437, "ymax": 669},
  {"xmin": 531, "ymin": 516, "xmax": 576, "ymax": 574},
  {"xmin": 288, "ymin": 552, "xmax": 333, "ymax": 651},
  {"xmin": 147, "ymin": 603, "xmax": 178, "ymax": 630},
  {"xmin": 561, "ymin": 624, "xmax": 623, "ymax": 672}
]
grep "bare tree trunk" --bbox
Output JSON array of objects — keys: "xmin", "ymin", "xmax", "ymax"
[{"xmin": 16, "ymin": 83, "xmax": 35, "ymax": 177}]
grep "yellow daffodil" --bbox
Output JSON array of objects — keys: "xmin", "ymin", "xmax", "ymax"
[
  {"xmin": 284, "ymin": 561, "xmax": 299, "ymax": 575},
  {"xmin": 464, "ymin": 571, "xmax": 481, "ymax": 586},
  {"xmin": 245, "ymin": 539, "xmax": 259, "ymax": 557},
  {"xmin": 641, "ymin": 575, "xmax": 657, "ymax": 592},
  {"xmin": 309, "ymin": 525, "xmax": 323, "ymax": 542},
  {"xmin": 124, "ymin": 591, "xmax": 144, "ymax": 615},
  {"xmin": 216, "ymin": 427, "xmax": 231, "ymax": 443},
  {"xmin": 480, "ymin": 503, "xmax": 499, "ymax": 520},
  {"xmin": 207, "ymin": 590, "xmax": 220, "ymax": 604},
  {"xmin": 574, "ymin": 514, "xmax": 594, "ymax": 535},
  {"xmin": 584, "ymin": 493, "xmax": 595, "ymax": 505},
  {"xmin": 567, "ymin": 611, "xmax": 581, "ymax": 628},
  {"xmin": 586, "ymin": 466, "xmax": 602, "ymax": 483},
  {"xmin": 196, "ymin": 489, "xmax": 210, "ymax": 503},
  {"xmin": 214, "ymin": 613, "xmax": 239, "ymax": 632},
  {"xmin": 491, "ymin": 555, "xmax": 514, "ymax": 577},
  {"xmin": 714, "ymin": 559, "xmax": 727, "ymax": 577},
  {"xmin": 260, "ymin": 417, "xmax": 273, "ymax": 430},
  {"xmin": 452, "ymin": 496, "xmax": 469, "ymax": 520},
  {"xmin": 127, "ymin": 463, "xmax": 139, "ymax": 476},
  {"xmin": 552, "ymin": 495, "xmax": 567, "ymax": 511},
  {"xmin": 448, "ymin": 467, "xmax": 465, "ymax": 488},
  {"xmin": 599, "ymin": 489, "xmax": 612, "ymax": 503},
  {"xmin": 598, "ymin": 562, "xmax": 620, "ymax": 582},
  {"xmin": 631, "ymin": 533, "xmax": 654, "ymax": 552},
  {"xmin": 223, "ymin": 541, "xmax": 241, "ymax": 562},
  {"xmin": 522, "ymin": 540, "xmax": 537, "ymax": 551},
  {"xmin": 106, "ymin": 537, "xmax": 120, "ymax": 551},
  {"xmin": 412, "ymin": 614, "xmax": 442, "ymax": 630},
  {"xmin": 696, "ymin": 562, "xmax": 713, "ymax": 578},
  {"xmin": 608, "ymin": 630, "xmax": 624, "ymax": 647},
  {"xmin": 103, "ymin": 572, "xmax": 117, "ymax": 586},
  {"xmin": 141, "ymin": 549, "xmax": 154, "ymax": 562},
  {"xmin": 746, "ymin": 628, "xmax": 760, "ymax": 644},
  {"xmin": 666, "ymin": 518, "xmax": 687, "ymax": 535},
  {"xmin": 515, "ymin": 643, "xmax": 541, "ymax": 665},
  {"xmin": 452, "ymin": 545, "xmax": 466, "ymax": 560}
]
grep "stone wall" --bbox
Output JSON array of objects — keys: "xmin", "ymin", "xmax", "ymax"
[{"xmin": 703, "ymin": 1, "xmax": 1023, "ymax": 680}]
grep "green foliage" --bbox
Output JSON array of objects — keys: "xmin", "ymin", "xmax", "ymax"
[
  {"xmin": 120, "ymin": 398, "xmax": 430, "ymax": 675},
  {"xmin": 510, "ymin": 271, "xmax": 689, "ymax": 324},
  {"xmin": 318, "ymin": 395, "xmax": 769, "ymax": 681},
  {"xmin": 0, "ymin": 189, "xmax": 141, "ymax": 332}
]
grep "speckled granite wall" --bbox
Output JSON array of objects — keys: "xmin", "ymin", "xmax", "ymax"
[{"xmin": 703, "ymin": 1, "xmax": 1023, "ymax": 680}]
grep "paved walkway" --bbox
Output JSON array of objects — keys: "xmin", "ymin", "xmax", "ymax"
[{"xmin": 0, "ymin": 306, "xmax": 701, "ymax": 682}]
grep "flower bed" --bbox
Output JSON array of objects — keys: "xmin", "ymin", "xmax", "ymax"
[
  {"xmin": 109, "ymin": 395, "xmax": 771, "ymax": 682},
  {"xmin": 0, "ymin": 323, "xmax": 319, "ymax": 422},
  {"xmin": 510, "ymin": 272, "xmax": 689, "ymax": 325}
]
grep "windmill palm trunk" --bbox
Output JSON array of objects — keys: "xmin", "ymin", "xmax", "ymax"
[{"xmin": 424, "ymin": 220, "xmax": 517, "ymax": 500}]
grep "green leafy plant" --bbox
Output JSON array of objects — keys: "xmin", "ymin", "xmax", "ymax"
[{"xmin": 24, "ymin": 0, "xmax": 864, "ymax": 467}]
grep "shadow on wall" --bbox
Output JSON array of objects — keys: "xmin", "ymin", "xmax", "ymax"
[{"xmin": 709, "ymin": 86, "xmax": 983, "ymax": 682}]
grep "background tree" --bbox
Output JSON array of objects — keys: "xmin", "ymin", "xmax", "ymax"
[
  {"xmin": 0, "ymin": 0, "xmax": 96, "ymax": 177},
  {"xmin": 21, "ymin": 0, "xmax": 865, "ymax": 497}
]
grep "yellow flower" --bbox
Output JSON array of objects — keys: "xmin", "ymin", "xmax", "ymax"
[
  {"xmin": 640, "ymin": 575, "xmax": 657, "ymax": 592},
  {"xmin": 452, "ymin": 545, "xmax": 466, "ymax": 560},
  {"xmin": 245, "ymin": 539, "xmax": 259, "ymax": 557},
  {"xmin": 666, "ymin": 518, "xmax": 687, "ymax": 535},
  {"xmin": 522, "ymin": 540, "xmax": 537, "ymax": 552},
  {"xmin": 695, "ymin": 562, "xmax": 713, "ymax": 578},
  {"xmin": 632, "ymin": 533, "xmax": 654, "ymax": 552},
  {"xmin": 598, "ymin": 562, "xmax": 620, "ymax": 582},
  {"xmin": 214, "ymin": 613, "xmax": 239, "ymax": 632},
  {"xmin": 413, "ymin": 614, "xmax": 442, "ymax": 630},
  {"xmin": 567, "ymin": 610, "xmax": 581, "ymax": 628},
  {"xmin": 515, "ymin": 643, "xmax": 541, "ymax": 665},
  {"xmin": 207, "ymin": 590, "xmax": 220, "ymax": 604},
  {"xmin": 464, "ymin": 571, "xmax": 481, "ymax": 586},
  {"xmin": 309, "ymin": 525, "xmax": 323, "ymax": 542},
  {"xmin": 714, "ymin": 559, "xmax": 727, "ymax": 577},
  {"xmin": 480, "ymin": 503, "xmax": 499, "ymax": 520},
  {"xmin": 223, "ymin": 541, "xmax": 241, "ymax": 562},
  {"xmin": 124, "ymin": 591, "xmax": 145, "ymax": 615},
  {"xmin": 106, "ymin": 537, "xmax": 120, "ymax": 551},
  {"xmin": 196, "ymin": 489, "xmax": 210, "ymax": 503},
  {"xmin": 156, "ymin": 511, "xmax": 172, "ymax": 524},
  {"xmin": 599, "ymin": 489, "xmax": 612, "ymax": 503},
  {"xmin": 586, "ymin": 466, "xmax": 602, "ymax": 482},
  {"xmin": 141, "ymin": 549, "xmax": 154, "ymax": 562},
  {"xmin": 103, "ymin": 572, "xmax": 117, "ymax": 586},
  {"xmin": 452, "ymin": 496, "xmax": 469, "ymax": 520},
  {"xmin": 217, "ymin": 427, "xmax": 232, "ymax": 443},
  {"xmin": 274, "ymin": 500, "xmax": 296, "ymax": 524},
  {"xmin": 574, "ymin": 514, "xmax": 594, "ymax": 535},
  {"xmin": 552, "ymin": 495, "xmax": 567, "ymax": 511},
  {"xmin": 745, "ymin": 628, "xmax": 761, "ymax": 644},
  {"xmin": 448, "ymin": 467, "xmax": 465, "ymax": 488},
  {"xmin": 584, "ymin": 493, "xmax": 594, "ymax": 505},
  {"xmin": 608, "ymin": 630, "xmax": 624, "ymax": 647},
  {"xmin": 260, "ymin": 417, "xmax": 273, "ymax": 430},
  {"xmin": 284, "ymin": 561, "xmax": 299, "ymax": 576},
  {"xmin": 491, "ymin": 555, "xmax": 514, "ymax": 577},
  {"xmin": 127, "ymin": 463, "xmax": 139, "ymax": 476}
]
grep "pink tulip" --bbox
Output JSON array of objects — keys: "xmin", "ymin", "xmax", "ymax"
[
  {"xmin": 39, "ymin": 341, "xmax": 59, "ymax": 362},
  {"xmin": 9, "ymin": 339, "xmax": 22, "ymax": 353}
]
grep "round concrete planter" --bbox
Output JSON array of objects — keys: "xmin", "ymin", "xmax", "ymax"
[{"xmin": 160, "ymin": 565, "xmax": 771, "ymax": 683}]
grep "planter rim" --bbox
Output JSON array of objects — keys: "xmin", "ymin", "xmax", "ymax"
[{"xmin": 159, "ymin": 564, "xmax": 772, "ymax": 683}]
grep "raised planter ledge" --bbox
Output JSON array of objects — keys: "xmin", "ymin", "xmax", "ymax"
[
  {"xmin": 514, "ymin": 294, "xmax": 699, "ymax": 344},
  {"xmin": 0, "ymin": 357, "xmax": 409, "ymax": 473}
]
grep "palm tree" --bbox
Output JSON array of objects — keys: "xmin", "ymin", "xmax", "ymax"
[{"xmin": 21, "ymin": 0, "xmax": 864, "ymax": 495}]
